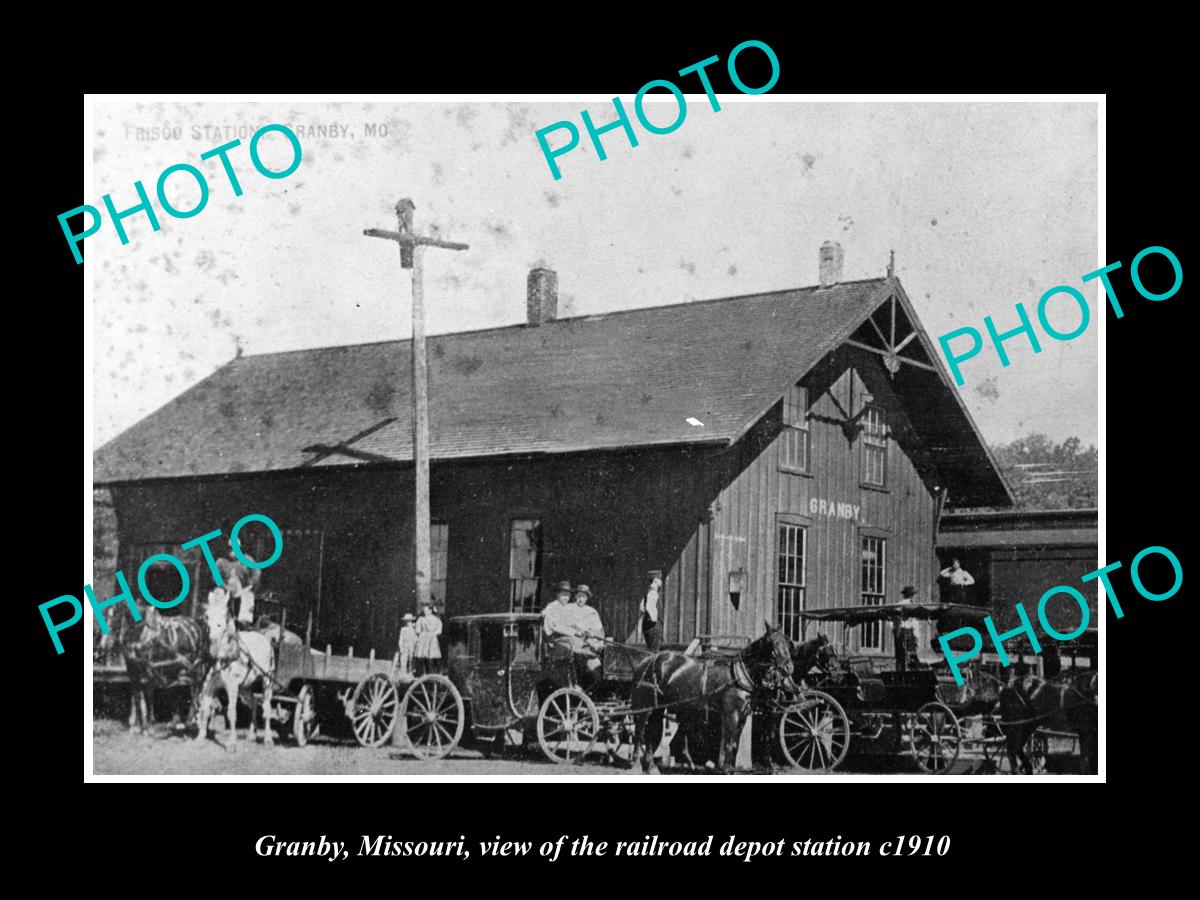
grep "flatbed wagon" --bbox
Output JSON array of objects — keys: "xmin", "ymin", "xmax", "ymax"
[{"xmin": 245, "ymin": 601, "xmax": 463, "ymax": 758}]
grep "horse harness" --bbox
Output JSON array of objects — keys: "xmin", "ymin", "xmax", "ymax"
[
  {"xmin": 1002, "ymin": 679, "xmax": 1098, "ymax": 728},
  {"xmin": 632, "ymin": 653, "xmax": 761, "ymax": 721},
  {"xmin": 219, "ymin": 625, "xmax": 292, "ymax": 694},
  {"xmin": 128, "ymin": 618, "xmax": 209, "ymax": 687}
]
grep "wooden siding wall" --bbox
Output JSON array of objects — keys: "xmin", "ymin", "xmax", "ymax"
[
  {"xmin": 703, "ymin": 346, "xmax": 941, "ymax": 656},
  {"xmin": 110, "ymin": 445, "xmax": 723, "ymax": 658}
]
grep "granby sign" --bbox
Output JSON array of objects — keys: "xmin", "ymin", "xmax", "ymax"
[{"xmin": 809, "ymin": 498, "xmax": 861, "ymax": 522}]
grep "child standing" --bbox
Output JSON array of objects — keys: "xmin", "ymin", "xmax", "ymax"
[
  {"xmin": 414, "ymin": 602, "xmax": 443, "ymax": 675},
  {"xmin": 398, "ymin": 612, "xmax": 418, "ymax": 677}
]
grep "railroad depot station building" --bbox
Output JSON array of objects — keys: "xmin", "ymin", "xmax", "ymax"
[{"xmin": 96, "ymin": 244, "xmax": 1087, "ymax": 661}]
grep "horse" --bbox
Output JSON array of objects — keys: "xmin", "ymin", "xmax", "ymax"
[
  {"xmin": 790, "ymin": 633, "xmax": 838, "ymax": 685},
  {"xmin": 998, "ymin": 673, "xmax": 1098, "ymax": 774},
  {"xmin": 117, "ymin": 606, "xmax": 209, "ymax": 736},
  {"xmin": 631, "ymin": 622, "xmax": 794, "ymax": 774},
  {"xmin": 195, "ymin": 588, "xmax": 276, "ymax": 751}
]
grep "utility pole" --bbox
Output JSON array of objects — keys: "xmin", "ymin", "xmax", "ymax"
[{"xmin": 364, "ymin": 199, "xmax": 468, "ymax": 613}]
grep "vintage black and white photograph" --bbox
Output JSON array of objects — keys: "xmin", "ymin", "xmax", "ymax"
[{"xmin": 87, "ymin": 97, "xmax": 1099, "ymax": 778}]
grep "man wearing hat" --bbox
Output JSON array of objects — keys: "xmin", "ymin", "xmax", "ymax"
[
  {"xmin": 542, "ymin": 581, "xmax": 579, "ymax": 652},
  {"xmin": 572, "ymin": 584, "xmax": 605, "ymax": 682},
  {"xmin": 216, "ymin": 539, "xmax": 263, "ymax": 628},
  {"xmin": 398, "ymin": 612, "xmax": 418, "ymax": 677},
  {"xmin": 895, "ymin": 586, "xmax": 921, "ymax": 671},
  {"xmin": 639, "ymin": 571, "xmax": 663, "ymax": 651}
]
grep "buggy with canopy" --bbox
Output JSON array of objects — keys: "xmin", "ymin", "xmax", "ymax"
[{"xmin": 776, "ymin": 602, "xmax": 992, "ymax": 774}]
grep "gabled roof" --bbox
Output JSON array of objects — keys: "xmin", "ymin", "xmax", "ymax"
[{"xmin": 94, "ymin": 276, "xmax": 1010, "ymax": 505}]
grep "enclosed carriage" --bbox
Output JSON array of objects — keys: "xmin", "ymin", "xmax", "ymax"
[{"xmin": 445, "ymin": 612, "xmax": 647, "ymax": 765}]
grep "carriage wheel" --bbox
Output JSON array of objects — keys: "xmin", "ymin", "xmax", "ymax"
[
  {"xmin": 778, "ymin": 690, "xmax": 851, "ymax": 772},
  {"xmin": 909, "ymin": 701, "xmax": 962, "ymax": 774},
  {"xmin": 399, "ymin": 674, "xmax": 464, "ymax": 761},
  {"xmin": 293, "ymin": 685, "xmax": 316, "ymax": 747},
  {"xmin": 978, "ymin": 717, "xmax": 1007, "ymax": 773},
  {"xmin": 600, "ymin": 710, "xmax": 637, "ymax": 767},
  {"xmin": 979, "ymin": 722, "xmax": 1048, "ymax": 775},
  {"xmin": 537, "ymin": 687, "xmax": 600, "ymax": 764},
  {"xmin": 349, "ymin": 673, "xmax": 400, "ymax": 748},
  {"xmin": 1024, "ymin": 731, "xmax": 1049, "ymax": 774}
]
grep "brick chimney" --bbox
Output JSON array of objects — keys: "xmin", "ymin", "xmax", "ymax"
[
  {"xmin": 818, "ymin": 241, "xmax": 844, "ymax": 288},
  {"xmin": 527, "ymin": 266, "xmax": 558, "ymax": 326}
]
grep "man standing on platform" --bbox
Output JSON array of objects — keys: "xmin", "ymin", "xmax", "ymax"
[
  {"xmin": 639, "ymin": 572, "xmax": 663, "ymax": 651},
  {"xmin": 895, "ymin": 586, "xmax": 922, "ymax": 671},
  {"xmin": 939, "ymin": 558, "xmax": 976, "ymax": 605}
]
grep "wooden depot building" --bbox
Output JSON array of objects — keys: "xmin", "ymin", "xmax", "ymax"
[{"xmin": 94, "ymin": 242, "xmax": 1012, "ymax": 659}]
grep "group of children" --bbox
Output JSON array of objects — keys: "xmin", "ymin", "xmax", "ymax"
[{"xmin": 397, "ymin": 602, "xmax": 443, "ymax": 676}]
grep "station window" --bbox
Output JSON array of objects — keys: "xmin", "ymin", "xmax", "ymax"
[
  {"xmin": 431, "ymin": 522, "xmax": 449, "ymax": 611},
  {"xmin": 508, "ymin": 519, "xmax": 542, "ymax": 613},
  {"xmin": 479, "ymin": 623, "xmax": 504, "ymax": 662},
  {"xmin": 780, "ymin": 385, "xmax": 810, "ymax": 474},
  {"xmin": 777, "ymin": 523, "xmax": 807, "ymax": 642},
  {"xmin": 860, "ymin": 536, "xmax": 887, "ymax": 650},
  {"xmin": 861, "ymin": 406, "xmax": 888, "ymax": 487}
]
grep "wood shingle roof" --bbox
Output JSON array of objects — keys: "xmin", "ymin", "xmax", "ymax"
[{"xmin": 94, "ymin": 276, "xmax": 1007, "ymax": 508}]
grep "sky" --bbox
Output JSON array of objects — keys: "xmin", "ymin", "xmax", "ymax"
[{"xmin": 89, "ymin": 99, "xmax": 1098, "ymax": 451}]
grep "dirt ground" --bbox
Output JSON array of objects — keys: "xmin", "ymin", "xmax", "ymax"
[
  {"xmin": 92, "ymin": 718, "xmax": 625, "ymax": 776},
  {"xmin": 92, "ymin": 717, "xmax": 1066, "ymax": 777}
]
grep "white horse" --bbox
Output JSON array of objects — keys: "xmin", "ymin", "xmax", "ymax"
[{"xmin": 195, "ymin": 588, "xmax": 275, "ymax": 751}]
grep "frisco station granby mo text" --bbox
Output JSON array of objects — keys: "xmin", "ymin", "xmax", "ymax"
[{"xmin": 58, "ymin": 123, "xmax": 303, "ymax": 264}]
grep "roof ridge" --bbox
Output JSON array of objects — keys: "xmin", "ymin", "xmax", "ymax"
[{"xmin": 241, "ymin": 277, "xmax": 891, "ymax": 360}]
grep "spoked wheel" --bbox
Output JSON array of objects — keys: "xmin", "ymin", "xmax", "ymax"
[
  {"xmin": 537, "ymin": 687, "xmax": 600, "ymax": 764},
  {"xmin": 1023, "ymin": 731, "xmax": 1049, "ymax": 774},
  {"xmin": 978, "ymin": 717, "xmax": 1008, "ymax": 774},
  {"xmin": 399, "ymin": 674, "xmax": 465, "ymax": 760},
  {"xmin": 978, "ymin": 721, "xmax": 1048, "ymax": 774},
  {"xmin": 293, "ymin": 685, "xmax": 317, "ymax": 747},
  {"xmin": 598, "ymin": 707, "xmax": 637, "ymax": 767},
  {"xmin": 909, "ymin": 701, "xmax": 962, "ymax": 774},
  {"xmin": 778, "ymin": 690, "xmax": 851, "ymax": 772},
  {"xmin": 349, "ymin": 673, "xmax": 400, "ymax": 748}
]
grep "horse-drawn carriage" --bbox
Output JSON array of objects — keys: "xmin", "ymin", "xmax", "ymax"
[
  {"xmin": 777, "ymin": 603, "xmax": 1098, "ymax": 775},
  {"xmin": 774, "ymin": 603, "xmax": 993, "ymax": 774},
  {"xmin": 259, "ymin": 607, "xmax": 866, "ymax": 771},
  {"xmin": 264, "ymin": 610, "xmax": 648, "ymax": 763}
]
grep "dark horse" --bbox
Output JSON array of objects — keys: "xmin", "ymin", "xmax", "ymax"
[
  {"xmin": 117, "ymin": 606, "xmax": 210, "ymax": 735},
  {"xmin": 790, "ymin": 633, "xmax": 838, "ymax": 685},
  {"xmin": 631, "ymin": 622, "xmax": 793, "ymax": 773},
  {"xmin": 998, "ymin": 673, "xmax": 1098, "ymax": 774}
]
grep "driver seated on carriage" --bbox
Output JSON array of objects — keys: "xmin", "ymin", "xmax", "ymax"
[
  {"xmin": 215, "ymin": 544, "xmax": 263, "ymax": 630},
  {"xmin": 542, "ymin": 580, "xmax": 605, "ymax": 687}
]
